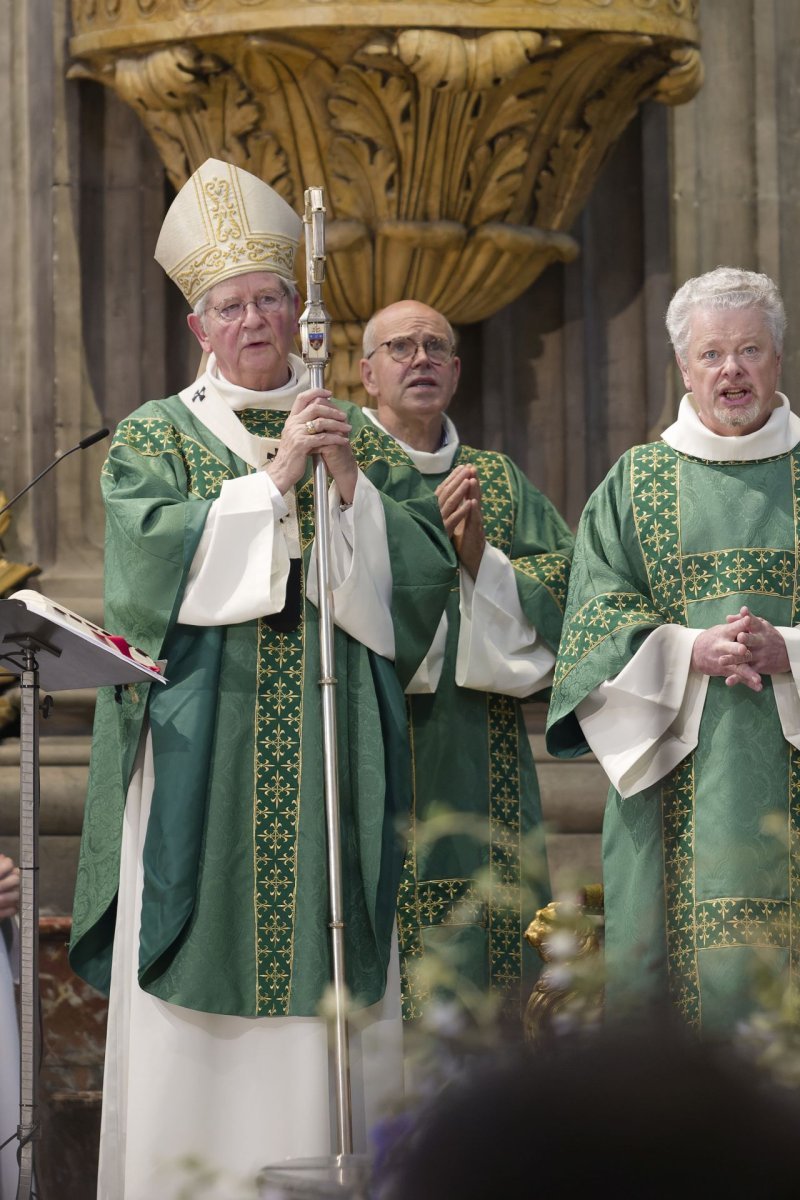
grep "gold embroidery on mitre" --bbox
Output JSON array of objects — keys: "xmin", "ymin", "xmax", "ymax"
[{"xmin": 155, "ymin": 159, "xmax": 301, "ymax": 306}]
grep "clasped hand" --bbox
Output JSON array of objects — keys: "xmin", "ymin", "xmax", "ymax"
[
  {"xmin": 435, "ymin": 464, "xmax": 486, "ymax": 579},
  {"xmin": 691, "ymin": 605, "xmax": 790, "ymax": 691},
  {"xmin": 267, "ymin": 388, "xmax": 357, "ymax": 503}
]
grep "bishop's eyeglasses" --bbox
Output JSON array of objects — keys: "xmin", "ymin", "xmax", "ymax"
[
  {"xmin": 366, "ymin": 336, "xmax": 455, "ymax": 366},
  {"xmin": 209, "ymin": 291, "xmax": 288, "ymax": 323}
]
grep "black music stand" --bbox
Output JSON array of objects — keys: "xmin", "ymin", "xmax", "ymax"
[{"xmin": 0, "ymin": 595, "xmax": 166, "ymax": 1200}]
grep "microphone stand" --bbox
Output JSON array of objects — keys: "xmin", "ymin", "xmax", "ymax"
[
  {"xmin": 0, "ymin": 429, "xmax": 110, "ymax": 1199},
  {"xmin": 2, "ymin": 599, "xmax": 165, "ymax": 1200},
  {"xmin": 14, "ymin": 637, "xmax": 44, "ymax": 1200},
  {"xmin": 0, "ymin": 430, "xmax": 109, "ymax": 521}
]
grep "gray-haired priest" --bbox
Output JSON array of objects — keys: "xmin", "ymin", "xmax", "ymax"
[
  {"xmin": 68, "ymin": 159, "xmax": 456, "ymax": 1198},
  {"xmin": 547, "ymin": 267, "xmax": 800, "ymax": 1034}
]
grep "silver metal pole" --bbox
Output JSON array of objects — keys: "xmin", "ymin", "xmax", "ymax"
[
  {"xmin": 16, "ymin": 647, "xmax": 40, "ymax": 1200},
  {"xmin": 299, "ymin": 186, "xmax": 353, "ymax": 1157}
]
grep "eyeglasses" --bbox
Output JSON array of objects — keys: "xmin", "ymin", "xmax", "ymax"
[
  {"xmin": 366, "ymin": 336, "xmax": 455, "ymax": 366},
  {"xmin": 209, "ymin": 292, "xmax": 287, "ymax": 323}
]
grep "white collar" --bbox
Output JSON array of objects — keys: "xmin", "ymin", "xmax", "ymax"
[
  {"xmin": 661, "ymin": 393, "xmax": 800, "ymax": 461},
  {"xmin": 364, "ymin": 410, "xmax": 460, "ymax": 474},
  {"xmin": 208, "ymin": 352, "xmax": 309, "ymax": 412},
  {"xmin": 177, "ymin": 353, "xmax": 310, "ymax": 470}
]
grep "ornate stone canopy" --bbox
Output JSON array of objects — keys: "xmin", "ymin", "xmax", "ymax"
[{"xmin": 69, "ymin": 1, "xmax": 702, "ymax": 395}]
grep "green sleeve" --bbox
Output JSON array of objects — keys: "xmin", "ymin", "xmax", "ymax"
[
  {"xmin": 505, "ymin": 458, "xmax": 574, "ymax": 654},
  {"xmin": 100, "ymin": 422, "xmax": 213, "ymax": 658},
  {"xmin": 69, "ymin": 416, "xmax": 214, "ymax": 990},
  {"xmin": 545, "ymin": 452, "xmax": 666, "ymax": 758}
]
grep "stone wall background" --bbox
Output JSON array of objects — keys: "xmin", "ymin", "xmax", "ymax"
[{"xmin": 2, "ymin": 2, "xmax": 799, "ymax": 1194}]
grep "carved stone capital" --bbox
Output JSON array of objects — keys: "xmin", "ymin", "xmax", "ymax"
[
  {"xmin": 69, "ymin": 2, "xmax": 701, "ymax": 397},
  {"xmin": 72, "ymin": 2, "xmax": 701, "ymax": 51}
]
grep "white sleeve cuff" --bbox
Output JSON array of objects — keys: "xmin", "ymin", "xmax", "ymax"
[
  {"xmin": 772, "ymin": 627, "xmax": 800, "ymax": 748},
  {"xmin": 264, "ymin": 471, "xmax": 290, "ymax": 520},
  {"xmin": 405, "ymin": 612, "xmax": 448, "ymax": 694},
  {"xmin": 576, "ymin": 624, "xmax": 708, "ymax": 798},
  {"xmin": 306, "ymin": 471, "xmax": 395, "ymax": 659},
  {"xmin": 455, "ymin": 542, "xmax": 554, "ymax": 698},
  {"xmin": 178, "ymin": 472, "xmax": 291, "ymax": 626}
]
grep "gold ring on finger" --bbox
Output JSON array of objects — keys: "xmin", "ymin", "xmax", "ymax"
[{"xmin": 305, "ymin": 419, "xmax": 318, "ymax": 435}]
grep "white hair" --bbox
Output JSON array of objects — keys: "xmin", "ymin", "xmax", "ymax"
[{"xmin": 666, "ymin": 267, "xmax": 786, "ymax": 360}]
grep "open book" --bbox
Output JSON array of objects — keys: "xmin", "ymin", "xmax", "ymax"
[{"xmin": 2, "ymin": 590, "xmax": 167, "ymax": 692}]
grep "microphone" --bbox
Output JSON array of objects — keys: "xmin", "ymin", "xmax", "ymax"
[
  {"xmin": 77, "ymin": 429, "xmax": 109, "ymax": 450},
  {"xmin": 0, "ymin": 428, "xmax": 110, "ymax": 519}
]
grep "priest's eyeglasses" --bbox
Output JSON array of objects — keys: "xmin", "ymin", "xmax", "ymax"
[
  {"xmin": 366, "ymin": 336, "xmax": 455, "ymax": 366},
  {"xmin": 210, "ymin": 292, "xmax": 287, "ymax": 323}
]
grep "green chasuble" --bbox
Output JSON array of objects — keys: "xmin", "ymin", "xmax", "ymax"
[
  {"xmin": 69, "ymin": 394, "xmax": 456, "ymax": 1017},
  {"xmin": 348, "ymin": 410, "xmax": 573, "ymax": 1017},
  {"xmin": 547, "ymin": 434, "xmax": 800, "ymax": 1032}
]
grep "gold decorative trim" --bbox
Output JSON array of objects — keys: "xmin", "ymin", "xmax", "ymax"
[
  {"xmin": 630, "ymin": 442, "xmax": 686, "ymax": 624},
  {"xmin": 553, "ymin": 591, "xmax": 664, "ymax": 688},
  {"xmin": 487, "ymin": 693, "xmax": 523, "ymax": 998},
  {"xmin": 253, "ymin": 619, "xmax": 304, "ymax": 1015},
  {"xmin": 109, "ymin": 415, "xmax": 235, "ymax": 496}
]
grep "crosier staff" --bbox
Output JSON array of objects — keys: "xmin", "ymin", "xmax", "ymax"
[{"xmin": 299, "ymin": 186, "xmax": 354, "ymax": 1158}]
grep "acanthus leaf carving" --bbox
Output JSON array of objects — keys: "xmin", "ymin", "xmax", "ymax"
[
  {"xmin": 328, "ymin": 69, "xmax": 406, "ymax": 162},
  {"xmin": 244, "ymin": 133, "xmax": 295, "ymax": 208},
  {"xmin": 330, "ymin": 50, "xmax": 543, "ymax": 231},
  {"xmin": 480, "ymin": 88, "xmax": 547, "ymax": 147},
  {"xmin": 107, "ymin": 44, "xmax": 227, "ymax": 112},
  {"xmin": 389, "ymin": 29, "xmax": 545, "ymax": 92},
  {"xmin": 69, "ymin": 6, "xmax": 702, "ymax": 398},
  {"xmin": 233, "ymin": 37, "xmax": 339, "ymax": 211},
  {"xmin": 72, "ymin": 44, "xmax": 264, "ymax": 189},
  {"xmin": 136, "ymin": 64, "xmax": 262, "ymax": 189},
  {"xmin": 461, "ymin": 90, "xmax": 539, "ymax": 225},
  {"xmin": 651, "ymin": 46, "xmax": 704, "ymax": 106},
  {"xmin": 328, "ymin": 68, "xmax": 410, "ymax": 220},
  {"xmin": 468, "ymin": 135, "xmax": 533, "ymax": 227},
  {"xmin": 328, "ymin": 139, "xmax": 399, "ymax": 224},
  {"xmin": 529, "ymin": 33, "xmax": 667, "ymax": 229}
]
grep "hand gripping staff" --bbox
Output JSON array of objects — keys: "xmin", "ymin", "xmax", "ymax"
[{"xmin": 299, "ymin": 187, "xmax": 354, "ymax": 1158}]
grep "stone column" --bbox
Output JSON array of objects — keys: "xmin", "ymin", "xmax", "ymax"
[
  {"xmin": 671, "ymin": 0, "xmax": 800, "ymax": 398},
  {"xmin": 0, "ymin": 3, "xmax": 199, "ymax": 627},
  {"xmin": 459, "ymin": 100, "xmax": 675, "ymax": 528},
  {"xmin": 0, "ymin": 2, "xmax": 102, "ymax": 619}
]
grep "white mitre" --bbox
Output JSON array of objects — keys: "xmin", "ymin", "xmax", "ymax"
[{"xmin": 154, "ymin": 158, "xmax": 302, "ymax": 305}]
